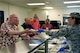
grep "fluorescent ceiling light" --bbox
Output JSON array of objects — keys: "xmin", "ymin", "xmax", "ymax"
[
  {"xmin": 44, "ymin": 7, "xmax": 54, "ymax": 9},
  {"xmin": 67, "ymin": 5, "xmax": 80, "ymax": 8},
  {"xmin": 64, "ymin": 1, "xmax": 80, "ymax": 4},
  {"xmin": 27, "ymin": 3, "xmax": 45, "ymax": 5}
]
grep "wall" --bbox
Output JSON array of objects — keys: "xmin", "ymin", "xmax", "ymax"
[
  {"xmin": 27, "ymin": 9, "xmax": 63, "ymax": 25},
  {"xmin": 9, "ymin": 5, "xmax": 29, "ymax": 24},
  {"xmin": 28, "ymin": 8, "xmax": 80, "ymax": 25},
  {"xmin": 0, "ymin": 2, "xmax": 9, "ymax": 20},
  {"xmin": 1, "ymin": 2, "xmax": 80, "ymax": 25},
  {"xmin": 0, "ymin": 2, "xmax": 30, "ymax": 25}
]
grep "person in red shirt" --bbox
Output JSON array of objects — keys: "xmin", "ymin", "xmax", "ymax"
[
  {"xmin": 30, "ymin": 14, "xmax": 40, "ymax": 30},
  {"xmin": 41, "ymin": 19, "xmax": 53, "ymax": 30}
]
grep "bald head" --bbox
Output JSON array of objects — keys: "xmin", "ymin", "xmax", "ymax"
[
  {"xmin": 9, "ymin": 14, "xmax": 19, "ymax": 25},
  {"xmin": 25, "ymin": 17, "xmax": 30, "ymax": 24},
  {"xmin": 9, "ymin": 14, "xmax": 18, "ymax": 19}
]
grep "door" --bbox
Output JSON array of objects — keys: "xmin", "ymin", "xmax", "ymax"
[{"xmin": 0, "ymin": 11, "xmax": 4, "ymax": 26}]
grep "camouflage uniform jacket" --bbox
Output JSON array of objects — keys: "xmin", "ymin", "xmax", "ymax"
[{"xmin": 46, "ymin": 24, "xmax": 80, "ymax": 53}]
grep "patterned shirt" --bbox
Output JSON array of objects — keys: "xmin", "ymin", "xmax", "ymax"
[{"xmin": 0, "ymin": 21, "xmax": 19, "ymax": 48}]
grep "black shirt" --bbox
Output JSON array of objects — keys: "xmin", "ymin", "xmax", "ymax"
[{"xmin": 21, "ymin": 23, "xmax": 33, "ymax": 29}]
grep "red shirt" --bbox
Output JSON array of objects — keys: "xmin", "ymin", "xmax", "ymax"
[
  {"xmin": 30, "ymin": 19, "xmax": 40, "ymax": 30},
  {"xmin": 42, "ymin": 24, "xmax": 53, "ymax": 30}
]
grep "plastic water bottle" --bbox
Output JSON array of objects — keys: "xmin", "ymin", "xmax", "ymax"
[{"xmin": 46, "ymin": 27, "xmax": 49, "ymax": 31}]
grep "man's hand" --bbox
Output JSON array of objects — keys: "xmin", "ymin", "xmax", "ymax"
[
  {"xmin": 24, "ymin": 29, "xmax": 36, "ymax": 34},
  {"xmin": 0, "ymin": 29, "xmax": 4, "ymax": 32},
  {"xmin": 20, "ymin": 33, "xmax": 30, "ymax": 40}
]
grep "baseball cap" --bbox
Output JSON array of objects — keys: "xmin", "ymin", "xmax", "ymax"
[{"xmin": 68, "ymin": 12, "xmax": 80, "ymax": 18}]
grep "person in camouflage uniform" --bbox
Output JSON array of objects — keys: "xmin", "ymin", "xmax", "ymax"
[{"xmin": 46, "ymin": 12, "xmax": 80, "ymax": 53}]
